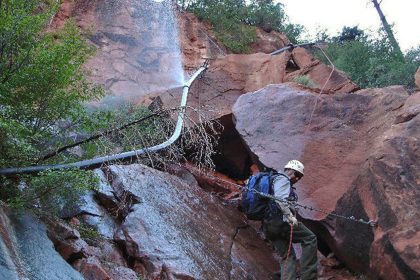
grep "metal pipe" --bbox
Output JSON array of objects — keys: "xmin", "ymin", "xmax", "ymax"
[
  {"xmin": 270, "ymin": 42, "xmax": 316, "ymax": 56},
  {"xmin": 0, "ymin": 65, "xmax": 208, "ymax": 176}
]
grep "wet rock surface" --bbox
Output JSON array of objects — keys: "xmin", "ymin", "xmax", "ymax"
[
  {"xmin": 233, "ymin": 83, "xmax": 420, "ymax": 279},
  {"xmin": 0, "ymin": 206, "xmax": 84, "ymax": 280},
  {"xmin": 22, "ymin": 165, "xmax": 280, "ymax": 280},
  {"xmin": 107, "ymin": 164, "xmax": 278, "ymax": 279}
]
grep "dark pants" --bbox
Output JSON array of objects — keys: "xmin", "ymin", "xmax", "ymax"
[{"xmin": 263, "ymin": 216, "xmax": 318, "ymax": 280}]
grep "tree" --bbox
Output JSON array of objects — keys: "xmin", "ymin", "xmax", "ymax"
[
  {"xmin": 334, "ymin": 26, "xmax": 365, "ymax": 42},
  {"xmin": 0, "ymin": 0, "xmax": 103, "ymax": 168},
  {"xmin": 370, "ymin": 0, "xmax": 403, "ymax": 59},
  {"xmin": 315, "ymin": 26, "xmax": 420, "ymax": 89},
  {"xmin": 178, "ymin": 0, "xmax": 304, "ymax": 52},
  {"xmin": 0, "ymin": 0, "xmax": 105, "ymax": 210}
]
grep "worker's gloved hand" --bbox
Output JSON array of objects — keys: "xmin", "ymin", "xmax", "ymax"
[{"xmin": 287, "ymin": 214, "xmax": 298, "ymax": 227}]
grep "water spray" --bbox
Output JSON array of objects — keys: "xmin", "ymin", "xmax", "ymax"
[{"xmin": 0, "ymin": 62, "xmax": 209, "ymax": 176}]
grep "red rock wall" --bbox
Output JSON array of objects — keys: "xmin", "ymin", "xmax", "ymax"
[{"xmin": 232, "ymin": 83, "xmax": 420, "ymax": 279}]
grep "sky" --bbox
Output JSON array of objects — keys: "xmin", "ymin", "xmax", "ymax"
[{"xmin": 279, "ymin": 0, "xmax": 419, "ymax": 52}]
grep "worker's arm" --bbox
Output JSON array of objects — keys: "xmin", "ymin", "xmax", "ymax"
[{"xmin": 272, "ymin": 176, "xmax": 293, "ymax": 218}]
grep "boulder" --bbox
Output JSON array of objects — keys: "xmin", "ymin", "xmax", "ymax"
[
  {"xmin": 45, "ymin": 218, "xmax": 89, "ymax": 261},
  {"xmin": 232, "ymin": 83, "xmax": 419, "ymax": 279},
  {"xmin": 250, "ymin": 28, "xmax": 290, "ymax": 54},
  {"xmin": 106, "ymin": 164, "xmax": 278, "ymax": 279},
  {"xmin": 415, "ymin": 67, "xmax": 420, "ymax": 89}
]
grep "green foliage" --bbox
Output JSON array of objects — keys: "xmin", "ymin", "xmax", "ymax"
[
  {"xmin": 332, "ymin": 26, "xmax": 365, "ymax": 42},
  {"xmin": 245, "ymin": 0, "xmax": 303, "ymax": 43},
  {"xmin": 281, "ymin": 23, "xmax": 305, "ymax": 44},
  {"xmin": 0, "ymin": 0, "xmax": 103, "ymax": 212},
  {"xmin": 293, "ymin": 75, "xmax": 317, "ymax": 88},
  {"xmin": 73, "ymin": 104, "xmax": 167, "ymax": 161},
  {"xmin": 7, "ymin": 169, "xmax": 98, "ymax": 214},
  {"xmin": 216, "ymin": 25, "xmax": 257, "ymax": 54},
  {"xmin": 186, "ymin": 0, "xmax": 256, "ymax": 53},
  {"xmin": 78, "ymin": 223, "xmax": 101, "ymax": 241},
  {"xmin": 315, "ymin": 26, "xmax": 420, "ymax": 89},
  {"xmin": 0, "ymin": 0, "xmax": 103, "ymax": 168},
  {"xmin": 246, "ymin": 0, "xmax": 287, "ymax": 32},
  {"xmin": 180, "ymin": 0, "xmax": 303, "ymax": 53}
]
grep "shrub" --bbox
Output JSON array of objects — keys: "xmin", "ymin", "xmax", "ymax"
[
  {"xmin": 180, "ymin": 0, "xmax": 304, "ymax": 52},
  {"xmin": 0, "ymin": 1, "xmax": 103, "ymax": 168},
  {"xmin": 0, "ymin": 0, "xmax": 102, "ymax": 210},
  {"xmin": 6, "ymin": 169, "xmax": 98, "ymax": 214},
  {"xmin": 315, "ymin": 26, "xmax": 420, "ymax": 89},
  {"xmin": 294, "ymin": 75, "xmax": 317, "ymax": 88}
]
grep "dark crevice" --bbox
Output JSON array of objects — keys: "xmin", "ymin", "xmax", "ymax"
[
  {"xmin": 67, "ymin": 251, "xmax": 87, "ymax": 265},
  {"xmin": 101, "ymin": 166, "xmax": 115, "ymax": 186},
  {"xmin": 298, "ymin": 217, "xmax": 333, "ymax": 257},
  {"xmin": 394, "ymin": 112, "xmax": 418, "ymax": 124},
  {"xmin": 115, "ymin": 239, "xmax": 136, "ymax": 268},
  {"xmin": 98, "ymin": 167, "xmax": 140, "ymax": 222},
  {"xmin": 285, "ymin": 58, "xmax": 300, "ymax": 73},
  {"xmin": 210, "ymin": 114, "xmax": 253, "ymax": 180}
]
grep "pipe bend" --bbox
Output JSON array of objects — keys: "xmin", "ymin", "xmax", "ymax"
[{"xmin": 0, "ymin": 66, "xmax": 208, "ymax": 176}]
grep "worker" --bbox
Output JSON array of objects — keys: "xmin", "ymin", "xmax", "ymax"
[{"xmin": 263, "ymin": 160, "xmax": 318, "ymax": 280}]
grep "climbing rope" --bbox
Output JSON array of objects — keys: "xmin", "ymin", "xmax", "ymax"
[
  {"xmin": 199, "ymin": 28, "xmax": 226, "ymax": 57},
  {"xmin": 252, "ymin": 187, "xmax": 377, "ymax": 227},
  {"xmin": 197, "ymin": 171, "xmax": 377, "ymax": 227},
  {"xmin": 282, "ymin": 223, "xmax": 294, "ymax": 280},
  {"xmin": 305, "ymin": 44, "xmax": 335, "ymax": 130}
]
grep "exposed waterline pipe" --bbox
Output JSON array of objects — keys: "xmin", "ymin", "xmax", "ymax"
[
  {"xmin": 270, "ymin": 42, "xmax": 316, "ymax": 56},
  {"xmin": 0, "ymin": 65, "xmax": 208, "ymax": 176}
]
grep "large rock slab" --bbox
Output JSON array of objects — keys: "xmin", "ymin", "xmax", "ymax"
[
  {"xmin": 0, "ymin": 206, "xmax": 84, "ymax": 280},
  {"xmin": 232, "ymin": 83, "xmax": 419, "ymax": 279},
  {"xmin": 105, "ymin": 164, "xmax": 278, "ymax": 280}
]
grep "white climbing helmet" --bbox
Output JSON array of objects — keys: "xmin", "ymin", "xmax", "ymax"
[{"xmin": 284, "ymin": 160, "xmax": 304, "ymax": 175}]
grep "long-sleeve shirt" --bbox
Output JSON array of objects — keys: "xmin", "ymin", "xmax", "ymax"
[{"xmin": 272, "ymin": 174, "xmax": 293, "ymax": 221}]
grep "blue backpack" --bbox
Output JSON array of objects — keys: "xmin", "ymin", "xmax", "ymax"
[
  {"xmin": 240, "ymin": 172, "xmax": 280, "ymax": 220},
  {"xmin": 240, "ymin": 172, "xmax": 297, "ymax": 220}
]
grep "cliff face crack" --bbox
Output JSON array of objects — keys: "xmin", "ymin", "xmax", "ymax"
[
  {"xmin": 394, "ymin": 112, "xmax": 418, "ymax": 124},
  {"xmin": 227, "ymin": 224, "xmax": 249, "ymax": 280}
]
